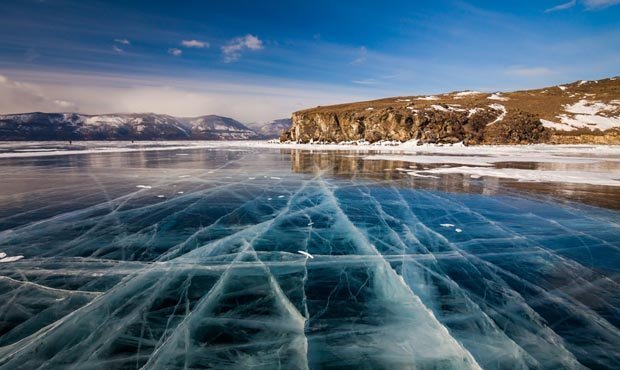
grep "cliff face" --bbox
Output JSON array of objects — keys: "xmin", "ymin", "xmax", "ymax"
[
  {"xmin": 286, "ymin": 107, "xmax": 548, "ymax": 145},
  {"xmin": 282, "ymin": 77, "xmax": 620, "ymax": 144}
]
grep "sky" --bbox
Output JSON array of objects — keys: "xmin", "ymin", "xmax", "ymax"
[{"xmin": 0, "ymin": 0, "xmax": 619, "ymax": 122}]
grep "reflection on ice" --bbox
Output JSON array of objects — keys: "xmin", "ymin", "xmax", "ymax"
[{"xmin": 0, "ymin": 146, "xmax": 619, "ymax": 369}]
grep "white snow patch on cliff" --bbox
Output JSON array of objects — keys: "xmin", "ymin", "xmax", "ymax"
[
  {"xmin": 454, "ymin": 91, "xmax": 481, "ymax": 99},
  {"xmin": 487, "ymin": 93, "xmax": 509, "ymax": 101},
  {"xmin": 557, "ymin": 100, "xmax": 620, "ymax": 131},
  {"xmin": 468, "ymin": 108, "xmax": 485, "ymax": 117},
  {"xmin": 488, "ymin": 104, "xmax": 507, "ymax": 124},
  {"xmin": 541, "ymin": 119, "xmax": 576, "ymax": 131}
]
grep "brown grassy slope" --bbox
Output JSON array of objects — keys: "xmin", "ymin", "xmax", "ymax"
[{"xmin": 297, "ymin": 77, "xmax": 620, "ymax": 131}]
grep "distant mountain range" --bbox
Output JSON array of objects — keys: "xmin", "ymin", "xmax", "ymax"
[
  {"xmin": 0, "ymin": 113, "xmax": 291, "ymax": 141},
  {"xmin": 246, "ymin": 119, "xmax": 292, "ymax": 139}
]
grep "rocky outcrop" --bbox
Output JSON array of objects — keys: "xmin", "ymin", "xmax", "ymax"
[
  {"xmin": 282, "ymin": 106, "xmax": 548, "ymax": 145},
  {"xmin": 282, "ymin": 77, "xmax": 620, "ymax": 145}
]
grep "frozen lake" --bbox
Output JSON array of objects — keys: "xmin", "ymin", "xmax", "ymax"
[{"xmin": 0, "ymin": 142, "xmax": 619, "ymax": 369}]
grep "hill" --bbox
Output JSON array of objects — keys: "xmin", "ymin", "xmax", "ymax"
[
  {"xmin": 281, "ymin": 77, "xmax": 620, "ymax": 144},
  {"xmin": 0, "ymin": 113, "xmax": 259, "ymax": 141}
]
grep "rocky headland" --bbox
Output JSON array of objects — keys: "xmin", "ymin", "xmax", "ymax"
[{"xmin": 281, "ymin": 77, "xmax": 620, "ymax": 145}]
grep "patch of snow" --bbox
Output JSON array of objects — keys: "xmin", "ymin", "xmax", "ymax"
[
  {"xmin": 440, "ymin": 224, "xmax": 455, "ymax": 228},
  {"xmin": 467, "ymin": 108, "xmax": 485, "ymax": 117},
  {"xmin": 558, "ymin": 100, "xmax": 620, "ymax": 131},
  {"xmin": 396, "ymin": 99, "xmax": 411, "ymax": 102},
  {"xmin": 558, "ymin": 85, "xmax": 567, "ymax": 91},
  {"xmin": 578, "ymin": 80, "xmax": 589, "ymax": 86},
  {"xmin": 431, "ymin": 105, "xmax": 449, "ymax": 112},
  {"xmin": 455, "ymin": 228, "xmax": 463, "ymax": 233},
  {"xmin": 422, "ymin": 166, "xmax": 620, "ymax": 187},
  {"xmin": 136, "ymin": 185, "xmax": 152, "ymax": 189},
  {"xmin": 447, "ymin": 105, "xmax": 466, "ymax": 112},
  {"xmin": 366, "ymin": 107, "xmax": 374, "ymax": 111},
  {"xmin": 417, "ymin": 96, "xmax": 438, "ymax": 101},
  {"xmin": 407, "ymin": 172, "xmax": 439, "ymax": 178},
  {"xmin": 488, "ymin": 104, "xmax": 507, "ymax": 124},
  {"xmin": 365, "ymin": 153, "xmax": 604, "ymax": 167},
  {"xmin": 565, "ymin": 100, "xmax": 616, "ymax": 115},
  {"xmin": 541, "ymin": 119, "xmax": 576, "ymax": 131},
  {"xmin": 454, "ymin": 91, "xmax": 481, "ymax": 99},
  {"xmin": 487, "ymin": 93, "xmax": 509, "ymax": 101},
  {"xmin": 84, "ymin": 116, "xmax": 126, "ymax": 127}
]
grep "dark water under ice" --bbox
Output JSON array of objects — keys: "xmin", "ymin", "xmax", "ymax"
[{"xmin": 0, "ymin": 146, "xmax": 619, "ymax": 369}]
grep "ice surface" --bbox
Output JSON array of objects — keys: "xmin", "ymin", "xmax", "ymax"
[{"xmin": 0, "ymin": 144, "xmax": 619, "ymax": 369}]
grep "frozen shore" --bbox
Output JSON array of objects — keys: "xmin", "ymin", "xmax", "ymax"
[{"xmin": 2, "ymin": 140, "xmax": 620, "ymax": 187}]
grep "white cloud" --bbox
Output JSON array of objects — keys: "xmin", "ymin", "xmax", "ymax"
[
  {"xmin": 112, "ymin": 45, "xmax": 124, "ymax": 53},
  {"xmin": 168, "ymin": 48, "xmax": 182, "ymax": 56},
  {"xmin": 545, "ymin": 0, "xmax": 619, "ymax": 12},
  {"xmin": 545, "ymin": 0, "xmax": 577, "ymax": 12},
  {"xmin": 351, "ymin": 46, "xmax": 368, "ymax": 65},
  {"xmin": 114, "ymin": 38, "xmax": 131, "ymax": 45},
  {"xmin": 181, "ymin": 39, "xmax": 209, "ymax": 48},
  {"xmin": 0, "ymin": 70, "xmax": 370, "ymax": 122},
  {"xmin": 53, "ymin": 99, "xmax": 76, "ymax": 108},
  {"xmin": 506, "ymin": 67, "xmax": 556, "ymax": 77},
  {"xmin": 352, "ymin": 78, "xmax": 379, "ymax": 85},
  {"xmin": 583, "ymin": 0, "xmax": 620, "ymax": 8},
  {"xmin": 221, "ymin": 34, "xmax": 263, "ymax": 62},
  {"xmin": 0, "ymin": 74, "xmax": 81, "ymax": 113}
]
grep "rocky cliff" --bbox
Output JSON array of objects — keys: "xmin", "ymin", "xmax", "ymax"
[
  {"xmin": 0, "ymin": 113, "xmax": 259, "ymax": 141},
  {"xmin": 281, "ymin": 77, "xmax": 620, "ymax": 145}
]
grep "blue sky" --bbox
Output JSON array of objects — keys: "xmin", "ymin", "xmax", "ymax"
[{"xmin": 0, "ymin": 0, "xmax": 619, "ymax": 121}]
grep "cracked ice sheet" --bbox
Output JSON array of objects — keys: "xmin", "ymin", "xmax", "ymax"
[{"xmin": 0, "ymin": 146, "xmax": 619, "ymax": 369}]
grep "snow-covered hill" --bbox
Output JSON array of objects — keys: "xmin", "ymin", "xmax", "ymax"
[
  {"xmin": 0, "ymin": 113, "xmax": 259, "ymax": 140},
  {"xmin": 246, "ymin": 118, "xmax": 292, "ymax": 139}
]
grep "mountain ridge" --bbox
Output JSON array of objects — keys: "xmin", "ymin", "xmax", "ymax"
[{"xmin": 0, "ymin": 112, "xmax": 265, "ymax": 141}]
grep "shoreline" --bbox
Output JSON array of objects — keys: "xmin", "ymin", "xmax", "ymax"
[{"xmin": 1, "ymin": 139, "xmax": 620, "ymax": 159}]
